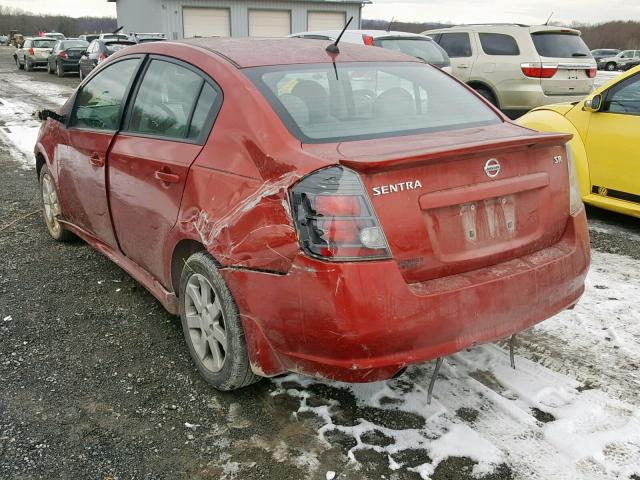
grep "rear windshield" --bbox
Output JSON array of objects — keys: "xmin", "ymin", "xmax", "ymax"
[
  {"xmin": 374, "ymin": 38, "xmax": 449, "ymax": 66},
  {"xmin": 105, "ymin": 42, "xmax": 134, "ymax": 52},
  {"xmin": 531, "ymin": 32, "xmax": 591, "ymax": 58},
  {"xmin": 246, "ymin": 62, "xmax": 500, "ymax": 143},
  {"xmin": 62, "ymin": 40, "xmax": 88, "ymax": 49},
  {"xmin": 32, "ymin": 39, "xmax": 56, "ymax": 48}
]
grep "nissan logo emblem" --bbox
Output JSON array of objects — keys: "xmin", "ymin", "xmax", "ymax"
[{"xmin": 484, "ymin": 158, "xmax": 501, "ymax": 178}]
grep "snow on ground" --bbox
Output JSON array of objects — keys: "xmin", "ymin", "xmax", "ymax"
[
  {"xmin": 273, "ymin": 250, "xmax": 640, "ymax": 480},
  {"xmin": 0, "ymin": 78, "xmax": 72, "ymax": 169},
  {"xmin": 594, "ymin": 70, "xmax": 624, "ymax": 89}
]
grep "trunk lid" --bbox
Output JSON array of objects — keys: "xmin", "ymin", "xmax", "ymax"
[
  {"xmin": 529, "ymin": 28, "xmax": 595, "ymax": 96},
  {"xmin": 333, "ymin": 123, "xmax": 572, "ymax": 283}
]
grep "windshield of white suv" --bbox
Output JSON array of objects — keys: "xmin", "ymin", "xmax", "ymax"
[
  {"xmin": 531, "ymin": 32, "xmax": 591, "ymax": 58},
  {"xmin": 374, "ymin": 38, "xmax": 449, "ymax": 67},
  {"xmin": 247, "ymin": 62, "xmax": 500, "ymax": 143}
]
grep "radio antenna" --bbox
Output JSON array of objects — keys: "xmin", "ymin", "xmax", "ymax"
[
  {"xmin": 544, "ymin": 12, "xmax": 554, "ymax": 25},
  {"xmin": 326, "ymin": 16, "xmax": 353, "ymax": 54}
]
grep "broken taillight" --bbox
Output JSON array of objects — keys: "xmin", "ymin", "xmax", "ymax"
[
  {"xmin": 290, "ymin": 166, "xmax": 391, "ymax": 261},
  {"xmin": 521, "ymin": 63, "xmax": 558, "ymax": 78},
  {"xmin": 59, "ymin": 51, "xmax": 68, "ymax": 60}
]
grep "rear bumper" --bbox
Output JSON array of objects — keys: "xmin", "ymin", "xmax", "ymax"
[{"xmin": 223, "ymin": 209, "xmax": 590, "ymax": 382}]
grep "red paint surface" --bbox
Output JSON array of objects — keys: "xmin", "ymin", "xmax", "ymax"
[{"xmin": 35, "ymin": 39, "xmax": 590, "ymax": 382}]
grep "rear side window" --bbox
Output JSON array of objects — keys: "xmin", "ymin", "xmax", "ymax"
[
  {"xmin": 188, "ymin": 83, "xmax": 220, "ymax": 140},
  {"xmin": 531, "ymin": 33, "xmax": 590, "ymax": 58},
  {"xmin": 437, "ymin": 33, "xmax": 472, "ymax": 58},
  {"xmin": 479, "ymin": 33, "xmax": 520, "ymax": 56},
  {"xmin": 127, "ymin": 60, "xmax": 204, "ymax": 139},
  {"xmin": 375, "ymin": 38, "xmax": 449, "ymax": 66},
  {"xmin": 71, "ymin": 59, "xmax": 139, "ymax": 130}
]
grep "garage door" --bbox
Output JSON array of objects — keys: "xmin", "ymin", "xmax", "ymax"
[
  {"xmin": 249, "ymin": 10, "xmax": 291, "ymax": 37},
  {"xmin": 183, "ymin": 7, "xmax": 230, "ymax": 38},
  {"xmin": 308, "ymin": 11, "xmax": 346, "ymax": 31}
]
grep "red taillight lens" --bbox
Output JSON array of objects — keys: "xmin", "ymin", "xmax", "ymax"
[
  {"xmin": 521, "ymin": 63, "xmax": 558, "ymax": 78},
  {"xmin": 28, "ymin": 48, "xmax": 34, "ymax": 55},
  {"xmin": 587, "ymin": 67, "xmax": 597, "ymax": 78},
  {"xmin": 362, "ymin": 34, "xmax": 374, "ymax": 46},
  {"xmin": 59, "ymin": 51, "xmax": 68, "ymax": 60},
  {"xmin": 290, "ymin": 167, "xmax": 390, "ymax": 261},
  {"xmin": 98, "ymin": 52, "xmax": 106, "ymax": 63}
]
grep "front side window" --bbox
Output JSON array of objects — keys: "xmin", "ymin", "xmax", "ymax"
[
  {"xmin": 71, "ymin": 59, "xmax": 139, "ymax": 130},
  {"xmin": 479, "ymin": 33, "xmax": 520, "ymax": 56},
  {"xmin": 531, "ymin": 32, "xmax": 590, "ymax": 58},
  {"xmin": 437, "ymin": 32, "xmax": 472, "ymax": 58},
  {"xmin": 127, "ymin": 60, "xmax": 205, "ymax": 139},
  {"xmin": 604, "ymin": 74, "xmax": 640, "ymax": 115},
  {"xmin": 247, "ymin": 62, "xmax": 500, "ymax": 143}
]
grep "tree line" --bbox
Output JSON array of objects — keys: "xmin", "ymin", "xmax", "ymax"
[
  {"xmin": 0, "ymin": 6, "xmax": 117, "ymax": 37},
  {"xmin": 362, "ymin": 19, "xmax": 640, "ymax": 50}
]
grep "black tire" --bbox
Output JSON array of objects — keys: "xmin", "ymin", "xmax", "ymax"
[
  {"xmin": 179, "ymin": 252, "xmax": 261, "ymax": 391},
  {"xmin": 39, "ymin": 165, "xmax": 73, "ymax": 242},
  {"xmin": 474, "ymin": 86, "xmax": 498, "ymax": 107},
  {"xmin": 47, "ymin": 61, "xmax": 54, "ymax": 74},
  {"xmin": 605, "ymin": 62, "xmax": 616, "ymax": 72},
  {"xmin": 56, "ymin": 62, "xmax": 65, "ymax": 78},
  {"xmin": 24, "ymin": 58, "xmax": 32, "ymax": 72},
  {"xmin": 16, "ymin": 57, "xmax": 23, "ymax": 70}
]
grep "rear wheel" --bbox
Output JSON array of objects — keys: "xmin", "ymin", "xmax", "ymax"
[
  {"xmin": 474, "ymin": 86, "xmax": 498, "ymax": 107},
  {"xmin": 56, "ymin": 62, "xmax": 65, "ymax": 78},
  {"xmin": 179, "ymin": 252, "xmax": 261, "ymax": 391},
  {"xmin": 47, "ymin": 61, "xmax": 53, "ymax": 74},
  {"xmin": 16, "ymin": 56, "xmax": 23, "ymax": 70},
  {"xmin": 39, "ymin": 165, "xmax": 73, "ymax": 242},
  {"xmin": 24, "ymin": 58, "xmax": 32, "ymax": 72},
  {"xmin": 605, "ymin": 62, "xmax": 616, "ymax": 72}
]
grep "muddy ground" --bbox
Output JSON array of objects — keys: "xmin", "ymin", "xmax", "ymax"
[{"xmin": 0, "ymin": 46, "xmax": 638, "ymax": 480}]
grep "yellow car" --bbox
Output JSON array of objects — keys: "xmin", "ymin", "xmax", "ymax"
[{"xmin": 517, "ymin": 66, "xmax": 640, "ymax": 218}]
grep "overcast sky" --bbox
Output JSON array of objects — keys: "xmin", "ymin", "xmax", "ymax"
[{"xmin": 3, "ymin": 0, "xmax": 640, "ymax": 24}]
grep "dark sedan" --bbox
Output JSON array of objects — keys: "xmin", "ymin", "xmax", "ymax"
[
  {"xmin": 78, "ymin": 39, "xmax": 135, "ymax": 80},
  {"xmin": 47, "ymin": 39, "xmax": 89, "ymax": 77}
]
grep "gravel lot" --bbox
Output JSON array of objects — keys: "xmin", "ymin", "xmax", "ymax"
[{"xmin": 0, "ymin": 46, "xmax": 638, "ymax": 480}]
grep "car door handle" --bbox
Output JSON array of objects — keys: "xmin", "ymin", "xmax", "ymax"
[
  {"xmin": 154, "ymin": 170, "xmax": 181, "ymax": 184},
  {"xmin": 89, "ymin": 152, "xmax": 104, "ymax": 167},
  {"xmin": 457, "ymin": 64, "xmax": 469, "ymax": 69}
]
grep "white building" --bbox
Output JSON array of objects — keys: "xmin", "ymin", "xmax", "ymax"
[{"xmin": 108, "ymin": 0, "xmax": 366, "ymax": 40}]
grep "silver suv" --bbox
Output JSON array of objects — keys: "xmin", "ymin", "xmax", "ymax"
[
  {"xmin": 598, "ymin": 50, "xmax": 640, "ymax": 71},
  {"xmin": 424, "ymin": 24, "xmax": 597, "ymax": 115}
]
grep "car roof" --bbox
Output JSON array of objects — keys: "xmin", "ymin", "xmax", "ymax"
[
  {"xmin": 178, "ymin": 37, "xmax": 417, "ymax": 68},
  {"xmin": 425, "ymin": 24, "xmax": 582, "ymax": 35}
]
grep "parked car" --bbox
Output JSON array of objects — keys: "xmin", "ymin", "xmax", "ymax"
[
  {"xmin": 34, "ymin": 38, "xmax": 589, "ymax": 390},
  {"xmin": 47, "ymin": 39, "xmax": 89, "ymax": 77},
  {"xmin": 591, "ymin": 48, "xmax": 620, "ymax": 65},
  {"xmin": 518, "ymin": 65, "xmax": 640, "ymax": 218},
  {"xmin": 79, "ymin": 34, "xmax": 99, "ymax": 43},
  {"xmin": 78, "ymin": 39, "xmax": 135, "ymax": 80},
  {"xmin": 0, "ymin": 34, "xmax": 8, "ymax": 45},
  {"xmin": 423, "ymin": 24, "xmax": 597, "ymax": 116},
  {"xmin": 290, "ymin": 30, "xmax": 452, "ymax": 73},
  {"xmin": 43, "ymin": 32, "xmax": 66, "ymax": 41},
  {"xmin": 129, "ymin": 32, "xmax": 166, "ymax": 43},
  {"xmin": 597, "ymin": 50, "xmax": 640, "ymax": 71},
  {"xmin": 14, "ymin": 37, "xmax": 57, "ymax": 71}
]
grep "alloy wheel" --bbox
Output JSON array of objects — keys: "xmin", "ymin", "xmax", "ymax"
[
  {"xmin": 41, "ymin": 172, "xmax": 62, "ymax": 237},
  {"xmin": 184, "ymin": 273, "xmax": 228, "ymax": 373}
]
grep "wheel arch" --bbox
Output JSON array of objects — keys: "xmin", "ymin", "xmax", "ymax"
[
  {"xmin": 516, "ymin": 110, "xmax": 591, "ymax": 198},
  {"xmin": 170, "ymin": 238, "xmax": 208, "ymax": 297},
  {"xmin": 467, "ymin": 80, "xmax": 500, "ymax": 108}
]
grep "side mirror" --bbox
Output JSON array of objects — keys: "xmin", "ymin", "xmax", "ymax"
[
  {"xmin": 35, "ymin": 109, "xmax": 65, "ymax": 123},
  {"xmin": 583, "ymin": 94, "xmax": 602, "ymax": 112}
]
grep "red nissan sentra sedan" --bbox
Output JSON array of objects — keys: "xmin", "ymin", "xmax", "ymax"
[{"xmin": 34, "ymin": 38, "xmax": 590, "ymax": 390}]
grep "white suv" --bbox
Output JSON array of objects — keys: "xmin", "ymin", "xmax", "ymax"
[
  {"xmin": 424, "ymin": 24, "xmax": 597, "ymax": 115},
  {"xmin": 290, "ymin": 30, "xmax": 452, "ymax": 73}
]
